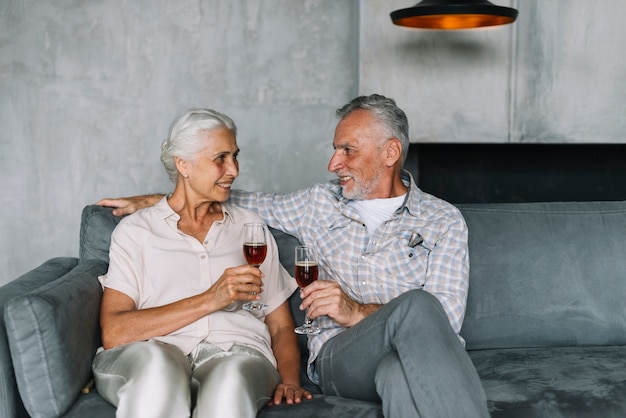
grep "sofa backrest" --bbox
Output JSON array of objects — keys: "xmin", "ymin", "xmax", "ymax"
[
  {"xmin": 80, "ymin": 205, "xmax": 302, "ymax": 267},
  {"xmin": 83, "ymin": 201, "xmax": 626, "ymax": 354},
  {"xmin": 80, "ymin": 206, "xmax": 123, "ymax": 263},
  {"xmin": 458, "ymin": 201, "xmax": 626, "ymax": 350}
]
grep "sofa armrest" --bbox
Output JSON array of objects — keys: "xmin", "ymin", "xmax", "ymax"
[
  {"xmin": 0, "ymin": 257, "xmax": 79, "ymax": 418},
  {"xmin": 5, "ymin": 259, "xmax": 107, "ymax": 418}
]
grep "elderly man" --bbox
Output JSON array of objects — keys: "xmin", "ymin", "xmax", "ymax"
[{"xmin": 99, "ymin": 94, "xmax": 488, "ymax": 418}]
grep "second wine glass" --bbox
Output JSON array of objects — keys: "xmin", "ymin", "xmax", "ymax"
[
  {"xmin": 294, "ymin": 245, "xmax": 321, "ymax": 335},
  {"xmin": 242, "ymin": 222, "xmax": 268, "ymax": 311}
]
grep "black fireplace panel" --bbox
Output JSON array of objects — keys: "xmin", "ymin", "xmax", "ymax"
[{"xmin": 406, "ymin": 143, "xmax": 626, "ymax": 204}]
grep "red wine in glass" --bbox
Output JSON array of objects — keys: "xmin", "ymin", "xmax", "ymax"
[
  {"xmin": 294, "ymin": 246, "xmax": 321, "ymax": 335},
  {"xmin": 295, "ymin": 261, "xmax": 318, "ymax": 287},
  {"xmin": 243, "ymin": 242, "xmax": 267, "ymax": 267},
  {"xmin": 242, "ymin": 223, "xmax": 268, "ymax": 311}
]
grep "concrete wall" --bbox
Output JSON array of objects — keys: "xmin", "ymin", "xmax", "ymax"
[
  {"xmin": 0, "ymin": 0, "xmax": 358, "ymax": 285},
  {"xmin": 3, "ymin": 0, "xmax": 626, "ymax": 285},
  {"xmin": 362, "ymin": 0, "xmax": 626, "ymax": 143}
]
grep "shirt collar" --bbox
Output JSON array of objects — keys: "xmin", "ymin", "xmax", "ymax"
[
  {"xmin": 399, "ymin": 170, "xmax": 421, "ymax": 218},
  {"xmin": 329, "ymin": 170, "xmax": 421, "ymax": 218},
  {"xmin": 156, "ymin": 196, "xmax": 236, "ymax": 224}
]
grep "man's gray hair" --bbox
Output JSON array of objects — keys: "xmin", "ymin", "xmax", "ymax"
[{"xmin": 336, "ymin": 94, "xmax": 409, "ymax": 164}]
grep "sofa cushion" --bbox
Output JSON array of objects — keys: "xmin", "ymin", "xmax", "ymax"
[
  {"xmin": 4, "ymin": 260, "xmax": 107, "ymax": 418},
  {"xmin": 61, "ymin": 390, "xmax": 116, "ymax": 418},
  {"xmin": 458, "ymin": 201, "xmax": 626, "ymax": 350},
  {"xmin": 80, "ymin": 205, "xmax": 122, "ymax": 263},
  {"xmin": 470, "ymin": 345, "xmax": 626, "ymax": 418},
  {"xmin": 258, "ymin": 394, "xmax": 383, "ymax": 418}
]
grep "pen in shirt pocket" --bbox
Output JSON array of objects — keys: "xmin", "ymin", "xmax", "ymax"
[{"xmin": 408, "ymin": 232, "xmax": 423, "ymax": 248}]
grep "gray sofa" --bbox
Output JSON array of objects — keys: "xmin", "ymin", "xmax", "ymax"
[{"xmin": 2, "ymin": 201, "xmax": 626, "ymax": 418}]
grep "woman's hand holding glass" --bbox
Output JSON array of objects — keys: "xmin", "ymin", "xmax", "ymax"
[{"xmin": 210, "ymin": 264, "xmax": 264, "ymax": 312}]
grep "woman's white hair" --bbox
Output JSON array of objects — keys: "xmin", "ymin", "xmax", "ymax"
[{"xmin": 160, "ymin": 108, "xmax": 237, "ymax": 182}]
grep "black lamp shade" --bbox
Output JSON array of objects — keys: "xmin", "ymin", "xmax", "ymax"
[{"xmin": 390, "ymin": 0, "xmax": 518, "ymax": 29}]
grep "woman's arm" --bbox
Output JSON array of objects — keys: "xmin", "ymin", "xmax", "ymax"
[
  {"xmin": 265, "ymin": 301, "xmax": 313, "ymax": 405},
  {"xmin": 100, "ymin": 264, "xmax": 265, "ymax": 349}
]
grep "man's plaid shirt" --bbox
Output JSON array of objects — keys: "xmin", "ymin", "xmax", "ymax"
[{"xmin": 230, "ymin": 171, "xmax": 469, "ymax": 383}]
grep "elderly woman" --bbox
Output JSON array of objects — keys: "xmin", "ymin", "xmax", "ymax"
[{"xmin": 92, "ymin": 109, "xmax": 310, "ymax": 418}]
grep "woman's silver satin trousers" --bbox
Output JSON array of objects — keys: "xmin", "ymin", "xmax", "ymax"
[{"xmin": 92, "ymin": 340, "xmax": 280, "ymax": 418}]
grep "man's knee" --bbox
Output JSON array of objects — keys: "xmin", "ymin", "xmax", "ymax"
[{"xmin": 393, "ymin": 289, "xmax": 447, "ymax": 320}]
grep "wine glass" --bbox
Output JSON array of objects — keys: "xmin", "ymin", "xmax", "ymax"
[
  {"xmin": 242, "ymin": 223, "xmax": 268, "ymax": 311},
  {"xmin": 294, "ymin": 245, "xmax": 321, "ymax": 335}
]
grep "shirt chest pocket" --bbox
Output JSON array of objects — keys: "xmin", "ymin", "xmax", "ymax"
[{"xmin": 369, "ymin": 235, "xmax": 431, "ymax": 290}]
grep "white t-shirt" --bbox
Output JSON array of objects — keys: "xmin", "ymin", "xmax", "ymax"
[
  {"xmin": 348, "ymin": 194, "xmax": 407, "ymax": 234},
  {"xmin": 99, "ymin": 197, "xmax": 297, "ymax": 366}
]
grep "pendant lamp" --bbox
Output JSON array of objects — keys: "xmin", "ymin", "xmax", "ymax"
[{"xmin": 390, "ymin": 0, "xmax": 518, "ymax": 30}]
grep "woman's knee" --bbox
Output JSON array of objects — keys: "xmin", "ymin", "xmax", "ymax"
[
  {"xmin": 194, "ymin": 354, "xmax": 279, "ymax": 417},
  {"xmin": 95, "ymin": 341, "xmax": 191, "ymax": 417},
  {"xmin": 143, "ymin": 341, "xmax": 188, "ymax": 366}
]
